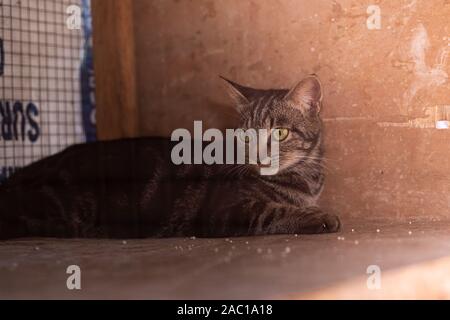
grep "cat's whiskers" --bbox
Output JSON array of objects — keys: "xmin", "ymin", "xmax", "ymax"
[{"xmin": 221, "ymin": 163, "xmax": 251, "ymax": 179}]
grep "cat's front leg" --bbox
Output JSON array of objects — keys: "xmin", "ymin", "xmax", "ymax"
[{"xmin": 204, "ymin": 201, "xmax": 341, "ymax": 237}]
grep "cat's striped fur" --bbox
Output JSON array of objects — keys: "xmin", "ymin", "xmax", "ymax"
[{"xmin": 0, "ymin": 75, "xmax": 341, "ymax": 239}]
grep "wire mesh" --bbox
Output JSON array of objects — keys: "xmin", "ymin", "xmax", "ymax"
[{"xmin": 0, "ymin": 0, "xmax": 95, "ymax": 183}]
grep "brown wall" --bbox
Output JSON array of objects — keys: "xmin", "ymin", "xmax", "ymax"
[{"xmin": 129, "ymin": 0, "xmax": 450, "ymax": 221}]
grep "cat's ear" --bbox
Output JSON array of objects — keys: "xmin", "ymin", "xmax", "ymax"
[
  {"xmin": 285, "ymin": 75, "xmax": 323, "ymax": 113},
  {"xmin": 220, "ymin": 76, "xmax": 251, "ymax": 106}
]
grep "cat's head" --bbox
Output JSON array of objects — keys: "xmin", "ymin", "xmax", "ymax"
[{"xmin": 222, "ymin": 75, "xmax": 324, "ymax": 174}]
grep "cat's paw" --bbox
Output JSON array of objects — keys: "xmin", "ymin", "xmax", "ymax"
[
  {"xmin": 319, "ymin": 213, "xmax": 341, "ymax": 233},
  {"xmin": 299, "ymin": 209, "xmax": 341, "ymax": 234}
]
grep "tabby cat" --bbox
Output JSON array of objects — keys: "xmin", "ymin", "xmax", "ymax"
[{"xmin": 0, "ymin": 75, "xmax": 341, "ymax": 239}]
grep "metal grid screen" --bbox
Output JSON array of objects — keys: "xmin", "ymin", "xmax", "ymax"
[{"xmin": 0, "ymin": 0, "xmax": 96, "ymax": 183}]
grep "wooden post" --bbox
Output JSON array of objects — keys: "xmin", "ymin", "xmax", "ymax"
[{"xmin": 91, "ymin": 0, "xmax": 139, "ymax": 140}]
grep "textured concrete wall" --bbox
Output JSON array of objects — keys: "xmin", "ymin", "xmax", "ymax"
[{"xmin": 132, "ymin": 0, "xmax": 450, "ymax": 220}]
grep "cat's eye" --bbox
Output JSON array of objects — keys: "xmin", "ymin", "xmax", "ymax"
[{"xmin": 272, "ymin": 128, "xmax": 290, "ymax": 141}]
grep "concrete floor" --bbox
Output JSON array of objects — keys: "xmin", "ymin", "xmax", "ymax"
[{"xmin": 1, "ymin": 218, "xmax": 450, "ymax": 299}]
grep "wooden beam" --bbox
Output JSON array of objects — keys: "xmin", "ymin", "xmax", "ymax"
[{"xmin": 91, "ymin": 0, "xmax": 139, "ymax": 140}]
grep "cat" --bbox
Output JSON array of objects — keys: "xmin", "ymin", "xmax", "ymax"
[{"xmin": 0, "ymin": 75, "xmax": 341, "ymax": 239}]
